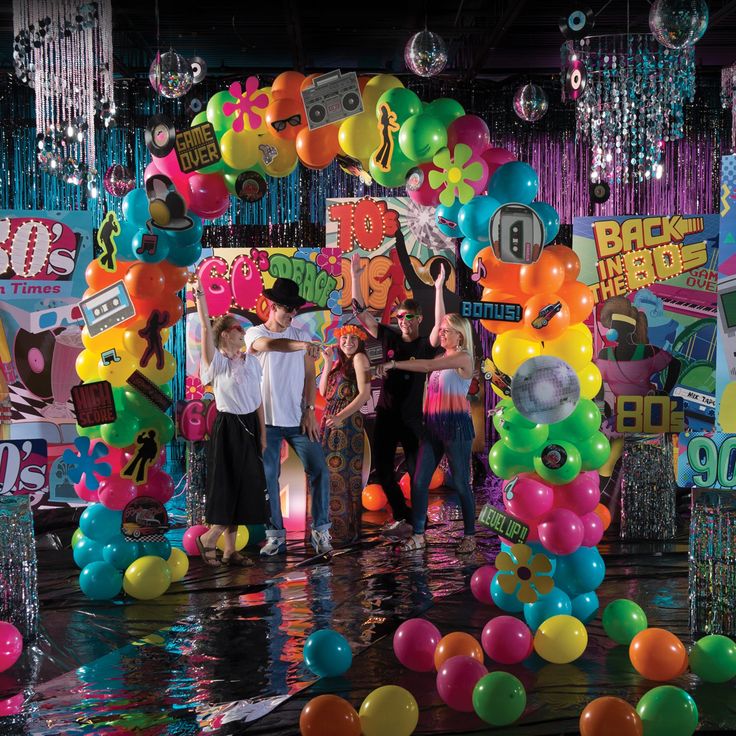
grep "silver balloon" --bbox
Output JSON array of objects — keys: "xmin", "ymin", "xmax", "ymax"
[
  {"xmin": 149, "ymin": 50, "xmax": 194, "ymax": 99},
  {"xmin": 404, "ymin": 30, "xmax": 448, "ymax": 78},
  {"xmin": 513, "ymin": 83, "xmax": 548, "ymax": 122},
  {"xmin": 649, "ymin": 0, "xmax": 709, "ymax": 49},
  {"xmin": 511, "ymin": 356, "xmax": 580, "ymax": 424}
]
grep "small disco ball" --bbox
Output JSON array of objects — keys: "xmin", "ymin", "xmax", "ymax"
[
  {"xmin": 513, "ymin": 83, "xmax": 549, "ymax": 122},
  {"xmin": 404, "ymin": 30, "xmax": 448, "ymax": 78},
  {"xmin": 149, "ymin": 50, "xmax": 193, "ymax": 99},
  {"xmin": 649, "ymin": 0, "xmax": 709, "ymax": 49},
  {"xmin": 511, "ymin": 355, "xmax": 580, "ymax": 424},
  {"xmin": 103, "ymin": 164, "xmax": 135, "ymax": 197}
]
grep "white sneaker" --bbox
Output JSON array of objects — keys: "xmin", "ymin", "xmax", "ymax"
[
  {"xmin": 311, "ymin": 529, "xmax": 333, "ymax": 555},
  {"xmin": 260, "ymin": 537, "xmax": 286, "ymax": 556}
]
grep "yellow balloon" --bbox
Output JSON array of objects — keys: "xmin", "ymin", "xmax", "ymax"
[
  {"xmin": 123, "ymin": 556, "xmax": 171, "ymax": 600},
  {"xmin": 362, "ymin": 74, "xmax": 404, "ymax": 111},
  {"xmin": 534, "ymin": 614, "xmax": 588, "ymax": 664},
  {"xmin": 220, "ymin": 129, "xmax": 260, "ymax": 170},
  {"xmin": 577, "ymin": 362, "xmax": 602, "ymax": 400},
  {"xmin": 542, "ymin": 331, "xmax": 593, "ymax": 372},
  {"xmin": 568, "ymin": 322, "xmax": 593, "ymax": 343},
  {"xmin": 122, "ymin": 327, "xmax": 170, "ymax": 357},
  {"xmin": 76, "ymin": 349, "xmax": 99, "ymax": 382},
  {"xmin": 338, "ymin": 112, "xmax": 381, "ymax": 162},
  {"xmin": 359, "ymin": 685, "xmax": 418, "ymax": 736},
  {"xmin": 492, "ymin": 330, "xmax": 542, "ymax": 377},
  {"xmin": 82, "ymin": 325, "xmax": 126, "ymax": 353},
  {"xmin": 97, "ymin": 349, "xmax": 138, "ymax": 387},
  {"xmin": 216, "ymin": 525, "xmax": 250, "ymax": 552},
  {"xmin": 258, "ymin": 131, "xmax": 299, "ymax": 177},
  {"xmin": 166, "ymin": 547, "xmax": 190, "ymax": 583},
  {"xmin": 138, "ymin": 350, "xmax": 177, "ymax": 385}
]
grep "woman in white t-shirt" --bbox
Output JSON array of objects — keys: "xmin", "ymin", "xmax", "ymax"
[{"xmin": 190, "ymin": 275, "xmax": 268, "ymax": 567}]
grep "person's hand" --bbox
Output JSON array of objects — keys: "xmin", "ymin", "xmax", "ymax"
[
  {"xmin": 321, "ymin": 345, "xmax": 334, "ymax": 365},
  {"xmin": 375, "ymin": 361, "xmax": 395, "ymax": 378},
  {"xmin": 302, "ymin": 342, "xmax": 321, "ymax": 360},
  {"xmin": 260, "ymin": 435, "xmax": 268, "ymax": 455},
  {"xmin": 301, "ymin": 409, "xmax": 320, "ymax": 441},
  {"xmin": 324, "ymin": 414, "xmax": 344, "ymax": 428},
  {"xmin": 434, "ymin": 262, "xmax": 446, "ymax": 290},
  {"xmin": 351, "ymin": 252, "xmax": 364, "ymax": 277}
]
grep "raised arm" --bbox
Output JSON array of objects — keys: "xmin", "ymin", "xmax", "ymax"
[
  {"xmin": 301, "ymin": 351, "xmax": 319, "ymax": 441},
  {"xmin": 394, "ymin": 228, "xmax": 422, "ymax": 291},
  {"xmin": 318, "ymin": 345, "xmax": 334, "ymax": 398},
  {"xmin": 351, "ymin": 252, "xmax": 380, "ymax": 339},
  {"xmin": 324, "ymin": 353, "xmax": 372, "ymax": 428},
  {"xmin": 429, "ymin": 262, "xmax": 446, "ymax": 348},
  {"xmin": 190, "ymin": 274, "xmax": 216, "ymax": 369}
]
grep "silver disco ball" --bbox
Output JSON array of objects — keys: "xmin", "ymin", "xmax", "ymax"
[
  {"xmin": 513, "ymin": 83, "xmax": 549, "ymax": 122},
  {"xmin": 149, "ymin": 50, "xmax": 194, "ymax": 99},
  {"xmin": 511, "ymin": 356, "xmax": 580, "ymax": 424},
  {"xmin": 404, "ymin": 30, "xmax": 448, "ymax": 78},
  {"xmin": 649, "ymin": 0, "xmax": 709, "ymax": 49}
]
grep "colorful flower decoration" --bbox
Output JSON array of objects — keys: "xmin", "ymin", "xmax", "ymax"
[
  {"xmin": 429, "ymin": 144, "xmax": 486, "ymax": 206},
  {"xmin": 327, "ymin": 289, "xmax": 343, "ymax": 316},
  {"xmin": 185, "ymin": 376, "xmax": 204, "ymax": 401},
  {"xmin": 317, "ymin": 246, "xmax": 342, "ymax": 276},
  {"xmin": 294, "ymin": 247, "xmax": 320, "ymax": 262},
  {"xmin": 250, "ymin": 248, "xmax": 270, "ymax": 272},
  {"xmin": 494, "ymin": 543, "xmax": 554, "ymax": 604},
  {"xmin": 61, "ymin": 436, "xmax": 112, "ymax": 491},
  {"xmin": 221, "ymin": 77, "xmax": 269, "ymax": 133}
]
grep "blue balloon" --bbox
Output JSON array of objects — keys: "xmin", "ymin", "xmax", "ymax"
[
  {"xmin": 115, "ymin": 220, "xmax": 141, "ymax": 261},
  {"xmin": 460, "ymin": 237, "xmax": 485, "ymax": 269},
  {"xmin": 435, "ymin": 200, "xmax": 463, "ymax": 238},
  {"xmin": 488, "ymin": 162, "xmax": 539, "ymax": 205},
  {"xmin": 140, "ymin": 539, "xmax": 172, "ymax": 559},
  {"xmin": 571, "ymin": 591, "xmax": 599, "ymax": 623},
  {"xmin": 531, "ymin": 201, "xmax": 560, "ymax": 244},
  {"xmin": 80, "ymin": 561, "xmax": 123, "ymax": 600},
  {"xmin": 554, "ymin": 546, "xmax": 605, "ymax": 597},
  {"xmin": 73, "ymin": 536, "xmax": 104, "ymax": 569},
  {"xmin": 79, "ymin": 504, "xmax": 123, "ymax": 545},
  {"xmin": 167, "ymin": 242, "xmax": 202, "ymax": 267},
  {"xmin": 122, "ymin": 188, "xmax": 150, "ymax": 228},
  {"xmin": 103, "ymin": 537, "xmax": 141, "ymax": 570},
  {"xmin": 523, "ymin": 587, "xmax": 572, "ymax": 632},
  {"xmin": 303, "ymin": 629, "xmax": 353, "ymax": 677},
  {"xmin": 490, "ymin": 573, "xmax": 524, "ymax": 613},
  {"xmin": 132, "ymin": 227, "xmax": 169, "ymax": 263},
  {"xmin": 457, "ymin": 195, "xmax": 500, "ymax": 242}
]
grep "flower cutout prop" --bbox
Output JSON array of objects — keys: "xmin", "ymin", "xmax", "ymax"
[
  {"xmin": 61, "ymin": 437, "xmax": 112, "ymax": 491},
  {"xmin": 327, "ymin": 289, "xmax": 343, "ymax": 316},
  {"xmin": 429, "ymin": 144, "xmax": 488, "ymax": 206},
  {"xmin": 222, "ymin": 77, "xmax": 269, "ymax": 132},
  {"xmin": 494, "ymin": 543, "xmax": 554, "ymax": 604},
  {"xmin": 185, "ymin": 376, "xmax": 204, "ymax": 401},
  {"xmin": 317, "ymin": 247, "xmax": 342, "ymax": 276},
  {"xmin": 294, "ymin": 247, "xmax": 320, "ymax": 262}
]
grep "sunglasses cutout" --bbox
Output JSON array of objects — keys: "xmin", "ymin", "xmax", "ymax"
[
  {"xmin": 271, "ymin": 114, "xmax": 302, "ymax": 132},
  {"xmin": 396, "ymin": 313, "xmax": 417, "ymax": 321},
  {"xmin": 436, "ymin": 215, "xmax": 457, "ymax": 227}
]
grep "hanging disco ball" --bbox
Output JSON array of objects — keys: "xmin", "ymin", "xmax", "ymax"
[
  {"xmin": 404, "ymin": 30, "xmax": 448, "ymax": 78},
  {"xmin": 513, "ymin": 83, "xmax": 549, "ymax": 122},
  {"xmin": 103, "ymin": 164, "xmax": 135, "ymax": 197},
  {"xmin": 149, "ymin": 50, "xmax": 193, "ymax": 98},
  {"xmin": 649, "ymin": 0, "xmax": 709, "ymax": 49}
]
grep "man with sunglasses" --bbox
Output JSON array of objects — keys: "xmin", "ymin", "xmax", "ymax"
[
  {"xmin": 245, "ymin": 277, "xmax": 332, "ymax": 556},
  {"xmin": 351, "ymin": 253, "xmax": 445, "ymax": 537}
]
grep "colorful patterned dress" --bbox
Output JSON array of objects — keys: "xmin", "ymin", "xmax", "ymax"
[{"xmin": 320, "ymin": 370, "xmax": 364, "ymax": 544}]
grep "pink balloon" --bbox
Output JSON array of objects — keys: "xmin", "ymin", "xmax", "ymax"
[
  {"xmin": 154, "ymin": 448, "xmax": 167, "ymax": 468},
  {"xmin": 436, "ymin": 655, "xmax": 488, "ymax": 712},
  {"xmin": 481, "ymin": 615, "xmax": 534, "ymax": 664},
  {"xmin": 0, "ymin": 622, "xmax": 22, "ymax": 673},
  {"xmin": 187, "ymin": 173, "xmax": 230, "ymax": 219},
  {"xmin": 139, "ymin": 467, "xmax": 174, "ymax": 504},
  {"xmin": 0, "ymin": 691, "xmax": 23, "ymax": 716},
  {"xmin": 152, "ymin": 150, "xmax": 193, "ymax": 205},
  {"xmin": 90, "ymin": 440, "xmax": 126, "ymax": 475},
  {"xmin": 447, "ymin": 115, "xmax": 490, "ymax": 154},
  {"xmin": 481, "ymin": 146, "xmax": 516, "ymax": 178},
  {"xmin": 470, "ymin": 565, "xmax": 497, "ymax": 605},
  {"xmin": 503, "ymin": 474, "xmax": 554, "ymax": 521},
  {"xmin": 73, "ymin": 481, "xmax": 99, "ymax": 503},
  {"xmin": 97, "ymin": 476, "xmax": 137, "ymax": 511},
  {"xmin": 392, "ymin": 618, "xmax": 442, "ymax": 672},
  {"xmin": 183, "ymin": 524, "xmax": 209, "ymax": 556},
  {"xmin": 555, "ymin": 471, "xmax": 601, "ymax": 516},
  {"xmin": 144, "ymin": 159, "xmax": 162, "ymax": 182},
  {"xmin": 537, "ymin": 508, "xmax": 584, "ymax": 556},
  {"xmin": 406, "ymin": 163, "xmax": 441, "ymax": 207},
  {"xmin": 580, "ymin": 511, "xmax": 604, "ymax": 547}
]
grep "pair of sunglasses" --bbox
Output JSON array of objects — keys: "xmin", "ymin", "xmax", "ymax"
[
  {"xmin": 271, "ymin": 114, "xmax": 302, "ymax": 132},
  {"xmin": 396, "ymin": 313, "xmax": 417, "ymax": 322}
]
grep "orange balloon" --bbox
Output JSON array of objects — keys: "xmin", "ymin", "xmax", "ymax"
[
  {"xmin": 265, "ymin": 97, "xmax": 306, "ymax": 140},
  {"xmin": 629, "ymin": 628, "xmax": 688, "ymax": 681},
  {"xmin": 85, "ymin": 260, "xmax": 125, "ymax": 290},
  {"xmin": 521, "ymin": 292, "xmax": 571, "ymax": 341},
  {"xmin": 434, "ymin": 632, "xmax": 484, "ymax": 670},
  {"xmin": 519, "ymin": 250, "xmax": 565, "ymax": 295},
  {"xmin": 299, "ymin": 695, "xmax": 361, "ymax": 736},
  {"xmin": 594, "ymin": 503, "xmax": 611, "ymax": 531},
  {"xmin": 545, "ymin": 244, "xmax": 581, "ymax": 282},
  {"xmin": 399, "ymin": 472, "xmax": 411, "ymax": 499},
  {"xmin": 271, "ymin": 71, "xmax": 305, "ymax": 100},
  {"xmin": 124, "ymin": 263, "xmax": 165, "ymax": 298},
  {"xmin": 159, "ymin": 262, "xmax": 189, "ymax": 291},
  {"xmin": 362, "ymin": 484, "xmax": 387, "ymax": 511},
  {"xmin": 476, "ymin": 247, "xmax": 522, "ymax": 290},
  {"xmin": 478, "ymin": 287, "xmax": 524, "ymax": 336},
  {"xmin": 579, "ymin": 697, "xmax": 643, "ymax": 736},
  {"xmin": 429, "ymin": 466, "xmax": 445, "ymax": 490},
  {"xmin": 300, "ymin": 73, "xmax": 321, "ymax": 91},
  {"xmin": 558, "ymin": 280, "xmax": 595, "ymax": 324},
  {"xmin": 296, "ymin": 125, "xmax": 340, "ymax": 169}
]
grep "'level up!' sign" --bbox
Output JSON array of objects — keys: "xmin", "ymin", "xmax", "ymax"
[{"xmin": 478, "ymin": 504, "xmax": 530, "ymax": 544}]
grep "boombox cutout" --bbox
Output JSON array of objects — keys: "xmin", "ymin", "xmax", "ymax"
[
  {"xmin": 489, "ymin": 203, "xmax": 545, "ymax": 265},
  {"xmin": 301, "ymin": 70, "xmax": 363, "ymax": 130}
]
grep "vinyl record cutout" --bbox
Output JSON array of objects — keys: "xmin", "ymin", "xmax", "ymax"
[
  {"xmin": 188, "ymin": 97, "xmax": 203, "ymax": 114},
  {"xmin": 590, "ymin": 181, "xmax": 611, "ymax": 204},
  {"xmin": 236, "ymin": 171, "xmax": 267, "ymax": 202},
  {"xmin": 511, "ymin": 355, "xmax": 580, "ymax": 425},
  {"xmin": 144, "ymin": 115, "xmax": 176, "ymax": 158},
  {"xmin": 559, "ymin": 7, "xmax": 594, "ymax": 39},
  {"xmin": 405, "ymin": 167, "xmax": 425, "ymax": 192},
  {"xmin": 188, "ymin": 56, "xmax": 208, "ymax": 84},
  {"xmin": 13, "ymin": 328, "xmax": 56, "ymax": 399},
  {"xmin": 565, "ymin": 59, "xmax": 587, "ymax": 100}
]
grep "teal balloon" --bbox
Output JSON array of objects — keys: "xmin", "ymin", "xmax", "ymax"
[
  {"xmin": 578, "ymin": 432, "xmax": 611, "ymax": 470},
  {"xmin": 472, "ymin": 672, "xmax": 526, "ymax": 726},
  {"xmin": 458, "ymin": 195, "xmax": 501, "ymax": 242},
  {"xmin": 460, "ymin": 237, "xmax": 485, "ymax": 269},
  {"xmin": 531, "ymin": 201, "xmax": 560, "ymax": 244},
  {"xmin": 489, "ymin": 442, "xmax": 532, "ymax": 479},
  {"xmin": 122, "ymin": 188, "xmax": 151, "ymax": 228},
  {"xmin": 501, "ymin": 420, "xmax": 548, "ymax": 454},
  {"xmin": 80, "ymin": 504, "xmax": 124, "ymax": 545},
  {"xmin": 426, "ymin": 98, "xmax": 465, "ymax": 127},
  {"xmin": 398, "ymin": 113, "xmax": 447, "ymax": 162},
  {"xmin": 523, "ymin": 588, "xmax": 571, "ymax": 632},
  {"xmin": 533, "ymin": 441, "xmax": 581, "ymax": 485},
  {"xmin": 602, "ymin": 599, "xmax": 648, "ymax": 645},
  {"xmin": 141, "ymin": 540, "xmax": 172, "ymax": 559},
  {"xmin": 114, "ymin": 220, "xmax": 140, "ymax": 261},
  {"xmin": 369, "ymin": 149, "xmax": 413, "ymax": 188},
  {"xmin": 206, "ymin": 89, "xmax": 238, "ymax": 132},
  {"xmin": 103, "ymin": 538, "xmax": 142, "ymax": 571},
  {"xmin": 303, "ymin": 629, "xmax": 353, "ymax": 677},
  {"xmin": 636, "ymin": 686, "xmax": 698, "ymax": 736},
  {"xmin": 375, "ymin": 87, "xmax": 422, "ymax": 124},
  {"xmin": 133, "ymin": 227, "xmax": 169, "ymax": 263},
  {"xmin": 490, "ymin": 573, "xmax": 524, "ymax": 612},
  {"xmin": 571, "ymin": 591, "xmax": 599, "ymax": 623},
  {"xmin": 688, "ymin": 635, "xmax": 736, "ymax": 683},
  {"xmin": 73, "ymin": 536, "xmax": 104, "ymax": 569},
  {"xmin": 80, "ymin": 561, "xmax": 123, "ymax": 600},
  {"xmin": 488, "ymin": 161, "xmax": 539, "ymax": 205},
  {"xmin": 549, "ymin": 399, "xmax": 602, "ymax": 442},
  {"xmin": 554, "ymin": 546, "xmax": 605, "ymax": 597},
  {"xmin": 435, "ymin": 200, "xmax": 463, "ymax": 237},
  {"xmin": 167, "ymin": 242, "xmax": 202, "ymax": 267}
]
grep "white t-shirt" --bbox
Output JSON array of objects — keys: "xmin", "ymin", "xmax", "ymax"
[
  {"xmin": 200, "ymin": 350, "xmax": 262, "ymax": 415},
  {"xmin": 245, "ymin": 324, "xmax": 309, "ymax": 427}
]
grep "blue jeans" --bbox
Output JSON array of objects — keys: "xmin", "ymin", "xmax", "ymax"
[
  {"xmin": 411, "ymin": 435, "xmax": 475, "ymax": 536},
  {"xmin": 262, "ymin": 425, "xmax": 331, "ymax": 539}
]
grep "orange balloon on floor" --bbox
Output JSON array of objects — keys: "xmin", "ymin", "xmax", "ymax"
[
  {"xmin": 429, "ymin": 467, "xmax": 445, "ymax": 490},
  {"xmin": 362, "ymin": 484, "xmax": 387, "ymax": 511},
  {"xmin": 594, "ymin": 503, "xmax": 612, "ymax": 531},
  {"xmin": 434, "ymin": 632, "xmax": 484, "ymax": 670},
  {"xmin": 399, "ymin": 472, "xmax": 411, "ymax": 498},
  {"xmin": 629, "ymin": 628, "xmax": 688, "ymax": 681},
  {"xmin": 579, "ymin": 696, "xmax": 643, "ymax": 736},
  {"xmin": 299, "ymin": 694, "xmax": 361, "ymax": 736}
]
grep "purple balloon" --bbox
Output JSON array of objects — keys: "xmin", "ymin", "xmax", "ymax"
[
  {"xmin": 481, "ymin": 147, "xmax": 516, "ymax": 178},
  {"xmin": 447, "ymin": 115, "xmax": 490, "ymax": 154},
  {"xmin": 393, "ymin": 618, "xmax": 442, "ymax": 672},
  {"xmin": 537, "ymin": 508, "xmax": 584, "ymax": 556},
  {"xmin": 481, "ymin": 615, "xmax": 534, "ymax": 664},
  {"xmin": 436, "ymin": 655, "xmax": 488, "ymax": 712},
  {"xmin": 470, "ymin": 565, "xmax": 497, "ymax": 606}
]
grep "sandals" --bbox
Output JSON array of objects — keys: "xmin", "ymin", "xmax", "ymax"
[
  {"xmin": 195, "ymin": 535, "xmax": 221, "ymax": 567},
  {"xmin": 222, "ymin": 551, "xmax": 255, "ymax": 567},
  {"xmin": 400, "ymin": 534, "xmax": 426, "ymax": 552},
  {"xmin": 457, "ymin": 536, "xmax": 477, "ymax": 554}
]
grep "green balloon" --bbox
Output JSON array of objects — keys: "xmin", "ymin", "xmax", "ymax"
[
  {"xmin": 501, "ymin": 420, "xmax": 548, "ymax": 454},
  {"xmin": 72, "ymin": 528, "xmax": 84, "ymax": 548},
  {"xmin": 636, "ymin": 686, "xmax": 698, "ymax": 736},
  {"xmin": 398, "ymin": 113, "xmax": 447, "ymax": 162},
  {"xmin": 206, "ymin": 89, "xmax": 237, "ymax": 133},
  {"xmin": 246, "ymin": 524, "xmax": 267, "ymax": 547},
  {"xmin": 369, "ymin": 148, "xmax": 413, "ymax": 188},
  {"xmin": 602, "ymin": 599, "xmax": 648, "ymax": 645},
  {"xmin": 689, "ymin": 635, "xmax": 736, "ymax": 683},
  {"xmin": 191, "ymin": 110, "xmax": 208, "ymax": 127},
  {"xmin": 375, "ymin": 87, "xmax": 422, "ymax": 124},
  {"xmin": 489, "ymin": 442, "xmax": 532, "ymax": 479},
  {"xmin": 472, "ymin": 672, "xmax": 526, "ymax": 726},
  {"xmin": 578, "ymin": 431, "xmax": 611, "ymax": 470},
  {"xmin": 100, "ymin": 415, "xmax": 141, "ymax": 448},
  {"xmin": 533, "ymin": 440, "xmax": 581, "ymax": 485},
  {"xmin": 549, "ymin": 399, "xmax": 602, "ymax": 442},
  {"xmin": 426, "ymin": 98, "xmax": 465, "ymax": 127},
  {"xmin": 76, "ymin": 423, "xmax": 101, "ymax": 440}
]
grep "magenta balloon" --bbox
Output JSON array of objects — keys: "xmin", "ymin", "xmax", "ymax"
[
  {"xmin": 144, "ymin": 159, "xmax": 162, "ymax": 182},
  {"xmin": 392, "ymin": 618, "xmax": 442, "ymax": 672},
  {"xmin": 91, "ymin": 440, "xmax": 126, "ymax": 474},
  {"xmin": 503, "ymin": 474, "xmax": 554, "ymax": 521},
  {"xmin": 481, "ymin": 615, "xmax": 534, "ymax": 664},
  {"xmin": 0, "ymin": 692, "xmax": 23, "ymax": 717},
  {"xmin": 182, "ymin": 524, "xmax": 210, "ymax": 556},
  {"xmin": 481, "ymin": 146, "xmax": 516, "ymax": 178},
  {"xmin": 140, "ymin": 467, "xmax": 175, "ymax": 504},
  {"xmin": 447, "ymin": 115, "xmax": 490, "ymax": 154},
  {"xmin": 554, "ymin": 471, "xmax": 600, "ymax": 516},
  {"xmin": 97, "ymin": 476, "xmax": 137, "ymax": 511},
  {"xmin": 580, "ymin": 511, "xmax": 604, "ymax": 547},
  {"xmin": 187, "ymin": 173, "xmax": 230, "ymax": 219},
  {"xmin": 0, "ymin": 622, "xmax": 22, "ymax": 673},
  {"xmin": 537, "ymin": 508, "xmax": 584, "ymax": 556},
  {"xmin": 73, "ymin": 480, "xmax": 99, "ymax": 503},
  {"xmin": 406, "ymin": 162, "xmax": 441, "ymax": 206},
  {"xmin": 436, "ymin": 655, "xmax": 488, "ymax": 712},
  {"xmin": 470, "ymin": 565, "xmax": 497, "ymax": 605}
]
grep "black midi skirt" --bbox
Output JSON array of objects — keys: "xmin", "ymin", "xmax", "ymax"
[{"xmin": 205, "ymin": 411, "xmax": 268, "ymax": 525}]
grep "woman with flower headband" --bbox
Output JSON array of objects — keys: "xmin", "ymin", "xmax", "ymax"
[{"xmin": 319, "ymin": 323, "xmax": 372, "ymax": 544}]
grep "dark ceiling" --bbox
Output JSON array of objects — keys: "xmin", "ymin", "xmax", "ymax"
[{"xmin": 1, "ymin": 1, "xmax": 736, "ymax": 81}]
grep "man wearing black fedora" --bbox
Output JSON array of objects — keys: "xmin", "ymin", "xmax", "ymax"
[{"xmin": 245, "ymin": 277, "xmax": 332, "ymax": 556}]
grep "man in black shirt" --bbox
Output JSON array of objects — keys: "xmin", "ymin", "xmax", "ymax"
[{"xmin": 351, "ymin": 251, "xmax": 445, "ymax": 535}]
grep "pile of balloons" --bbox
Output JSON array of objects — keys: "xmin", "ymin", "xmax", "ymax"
[{"xmin": 361, "ymin": 468, "xmax": 445, "ymax": 512}]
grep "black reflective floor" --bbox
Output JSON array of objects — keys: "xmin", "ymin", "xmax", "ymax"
[{"xmin": 2, "ymin": 498, "xmax": 735, "ymax": 735}]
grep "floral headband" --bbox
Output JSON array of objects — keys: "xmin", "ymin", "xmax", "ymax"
[{"xmin": 335, "ymin": 325, "xmax": 367, "ymax": 341}]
